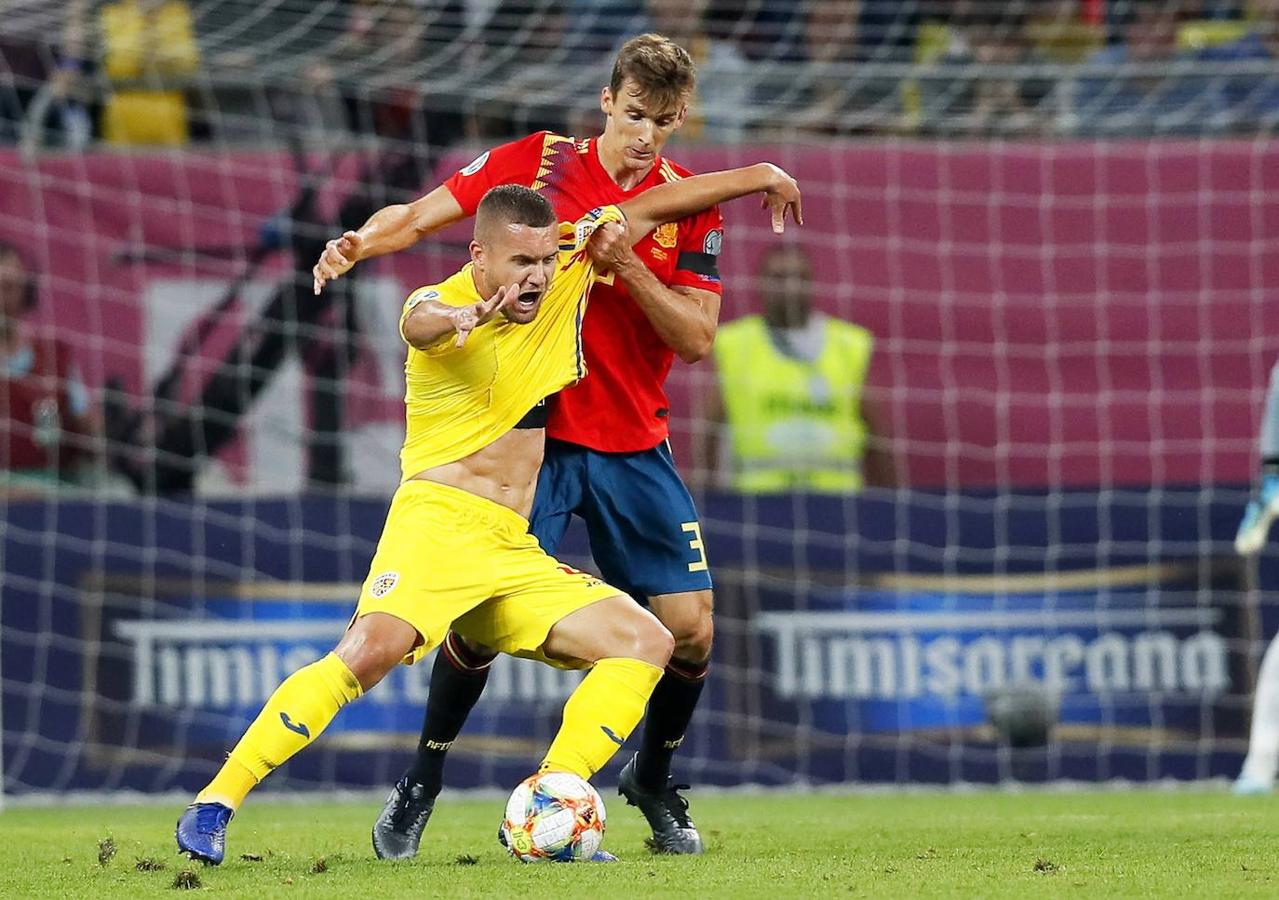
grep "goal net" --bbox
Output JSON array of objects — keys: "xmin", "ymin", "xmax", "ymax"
[{"xmin": 1, "ymin": 0, "xmax": 1277, "ymax": 797}]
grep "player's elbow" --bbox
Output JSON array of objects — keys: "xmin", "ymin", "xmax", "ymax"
[
  {"xmin": 401, "ymin": 316, "xmax": 444, "ymax": 351},
  {"xmin": 409, "ymin": 205, "xmax": 435, "ymax": 239},
  {"xmin": 676, "ymin": 330, "xmax": 715, "ymax": 365}
]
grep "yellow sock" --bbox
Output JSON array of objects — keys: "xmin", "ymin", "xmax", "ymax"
[
  {"xmin": 195, "ymin": 652, "xmax": 363, "ymax": 809},
  {"xmin": 540, "ymin": 657, "xmax": 663, "ymax": 779}
]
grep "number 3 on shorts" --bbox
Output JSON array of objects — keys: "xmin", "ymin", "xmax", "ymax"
[{"xmin": 682, "ymin": 521, "xmax": 709, "ymax": 573}]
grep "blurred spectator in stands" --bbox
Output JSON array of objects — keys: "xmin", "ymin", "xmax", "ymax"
[
  {"xmin": 0, "ymin": 5, "xmax": 55, "ymax": 143},
  {"xmin": 918, "ymin": 2, "xmax": 1049, "ymax": 136},
  {"xmin": 563, "ymin": 0, "xmax": 647, "ymax": 59},
  {"xmin": 1076, "ymin": 1, "xmax": 1218, "ymax": 135},
  {"xmin": 99, "ymin": 0, "xmax": 200, "ymax": 145},
  {"xmin": 19, "ymin": 0, "xmax": 93, "ymax": 154},
  {"xmin": 755, "ymin": 0, "xmax": 900, "ymax": 137},
  {"xmin": 1206, "ymin": 0, "xmax": 1279, "ymax": 130},
  {"xmin": 696, "ymin": 245, "xmax": 893, "ymax": 494},
  {"xmin": 737, "ymin": 0, "xmax": 807, "ymax": 61},
  {"xmin": 0, "ymin": 242, "xmax": 98, "ymax": 492},
  {"xmin": 461, "ymin": 0, "xmax": 572, "ymax": 139},
  {"xmin": 1024, "ymin": 0, "xmax": 1104, "ymax": 64},
  {"xmin": 631, "ymin": 0, "xmax": 751, "ymax": 142},
  {"xmin": 300, "ymin": 0, "xmax": 465, "ymax": 146}
]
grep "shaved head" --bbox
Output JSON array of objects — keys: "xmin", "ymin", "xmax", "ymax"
[
  {"xmin": 475, "ymin": 186, "xmax": 556, "ymax": 245},
  {"xmin": 470, "ymin": 186, "xmax": 560, "ymax": 326}
]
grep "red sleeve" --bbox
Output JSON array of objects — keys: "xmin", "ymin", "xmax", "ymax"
[
  {"xmin": 671, "ymin": 205, "xmax": 724, "ymax": 296},
  {"xmin": 442, "ymin": 132, "xmax": 549, "ymax": 215}
]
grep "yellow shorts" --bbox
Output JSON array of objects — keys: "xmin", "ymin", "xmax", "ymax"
[{"xmin": 356, "ymin": 480, "xmax": 621, "ymax": 668}]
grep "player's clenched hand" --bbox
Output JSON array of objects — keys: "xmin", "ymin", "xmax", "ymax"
[
  {"xmin": 759, "ymin": 164, "xmax": 803, "ymax": 234},
  {"xmin": 451, "ymin": 283, "xmax": 518, "ymax": 347},
  {"xmin": 586, "ymin": 220, "xmax": 633, "ymax": 272},
  {"xmin": 312, "ymin": 231, "xmax": 365, "ymax": 295}
]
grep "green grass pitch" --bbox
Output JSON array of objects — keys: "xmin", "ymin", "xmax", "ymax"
[{"xmin": 2, "ymin": 790, "xmax": 1277, "ymax": 898}]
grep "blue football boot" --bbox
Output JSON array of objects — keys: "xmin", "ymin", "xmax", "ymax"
[
  {"xmin": 1236, "ymin": 474, "xmax": 1279, "ymax": 555},
  {"xmin": 175, "ymin": 802, "xmax": 234, "ymax": 865}
]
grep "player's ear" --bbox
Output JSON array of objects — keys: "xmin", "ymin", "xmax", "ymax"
[
  {"xmin": 600, "ymin": 86, "xmax": 612, "ymax": 117},
  {"xmin": 673, "ymin": 103, "xmax": 689, "ymax": 129},
  {"xmin": 469, "ymin": 239, "xmax": 484, "ymax": 269}
]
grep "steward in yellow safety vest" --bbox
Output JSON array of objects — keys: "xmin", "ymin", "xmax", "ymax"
[{"xmin": 708, "ymin": 246, "xmax": 886, "ymax": 494}]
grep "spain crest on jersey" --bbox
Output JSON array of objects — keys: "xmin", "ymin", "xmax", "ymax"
[{"xmin": 653, "ymin": 222, "xmax": 679, "ymax": 249}]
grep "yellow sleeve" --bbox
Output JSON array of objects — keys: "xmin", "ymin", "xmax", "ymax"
[
  {"xmin": 399, "ymin": 283, "xmax": 478, "ymax": 354},
  {"xmin": 569, "ymin": 205, "xmax": 627, "ymax": 251},
  {"xmin": 553, "ymin": 205, "xmax": 627, "ymax": 287}
]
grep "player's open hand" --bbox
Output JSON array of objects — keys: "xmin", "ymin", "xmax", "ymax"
[
  {"xmin": 312, "ymin": 230, "xmax": 365, "ymax": 295},
  {"xmin": 452, "ymin": 283, "xmax": 518, "ymax": 347},
  {"xmin": 586, "ymin": 221, "xmax": 633, "ymax": 272},
  {"xmin": 760, "ymin": 164, "xmax": 803, "ymax": 234}
]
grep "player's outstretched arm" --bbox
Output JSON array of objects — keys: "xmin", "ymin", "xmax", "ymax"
[
  {"xmin": 313, "ymin": 185, "xmax": 467, "ymax": 294},
  {"xmin": 401, "ymin": 284, "xmax": 519, "ymax": 350},
  {"xmin": 618, "ymin": 163, "xmax": 802, "ymax": 242}
]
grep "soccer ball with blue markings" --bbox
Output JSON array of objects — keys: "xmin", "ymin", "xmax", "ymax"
[{"xmin": 501, "ymin": 771, "xmax": 606, "ymax": 863}]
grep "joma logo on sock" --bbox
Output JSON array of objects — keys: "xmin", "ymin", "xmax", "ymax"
[
  {"xmin": 280, "ymin": 712, "xmax": 310, "ymax": 738},
  {"xmin": 600, "ymin": 725, "xmax": 626, "ymax": 746}
]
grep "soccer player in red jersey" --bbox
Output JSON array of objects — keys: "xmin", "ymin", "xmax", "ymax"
[
  {"xmin": 314, "ymin": 35, "xmax": 794, "ymax": 857},
  {"xmin": 0, "ymin": 241, "xmax": 97, "ymax": 490}
]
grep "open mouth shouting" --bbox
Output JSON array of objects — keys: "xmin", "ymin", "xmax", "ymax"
[
  {"xmin": 515, "ymin": 288, "xmax": 542, "ymax": 312},
  {"xmin": 504, "ymin": 286, "xmax": 545, "ymax": 323}
]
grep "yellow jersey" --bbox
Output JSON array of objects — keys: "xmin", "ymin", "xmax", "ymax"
[{"xmin": 397, "ymin": 206, "xmax": 625, "ymax": 479}]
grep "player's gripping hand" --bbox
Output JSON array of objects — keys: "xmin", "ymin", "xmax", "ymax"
[
  {"xmin": 585, "ymin": 221, "xmax": 633, "ymax": 274},
  {"xmin": 450, "ymin": 283, "xmax": 518, "ymax": 347},
  {"xmin": 760, "ymin": 164, "xmax": 803, "ymax": 234},
  {"xmin": 312, "ymin": 231, "xmax": 365, "ymax": 295}
]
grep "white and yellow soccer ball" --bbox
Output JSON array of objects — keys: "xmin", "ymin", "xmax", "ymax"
[{"xmin": 500, "ymin": 771, "xmax": 606, "ymax": 863}]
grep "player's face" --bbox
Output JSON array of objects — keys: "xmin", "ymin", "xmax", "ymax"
[
  {"xmin": 600, "ymin": 79, "xmax": 688, "ymax": 172},
  {"xmin": 472, "ymin": 223, "xmax": 559, "ymax": 325}
]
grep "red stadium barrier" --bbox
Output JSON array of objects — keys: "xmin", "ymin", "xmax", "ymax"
[{"xmin": 3, "ymin": 140, "xmax": 1277, "ymax": 490}]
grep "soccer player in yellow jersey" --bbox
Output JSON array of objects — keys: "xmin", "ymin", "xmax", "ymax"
[{"xmin": 175, "ymin": 162, "xmax": 801, "ymax": 865}]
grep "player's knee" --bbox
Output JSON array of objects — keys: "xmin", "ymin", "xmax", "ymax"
[
  {"xmin": 335, "ymin": 643, "xmax": 399, "ymax": 693},
  {"xmin": 334, "ymin": 615, "xmax": 414, "ymax": 692},
  {"xmin": 622, "ymin": 613, "xmax": 674, "ymax": 669},
  {"xmin": 654, "ymin": 593, "xmax": 714, "ymax": 664},
  {"xmin": 673, "ymin": 614, "xmax": 713, "ymax": 666}
]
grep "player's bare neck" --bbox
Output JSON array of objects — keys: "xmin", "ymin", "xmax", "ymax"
[
  {"xmin": 469, "ymin": 267, "xmax": 491, "ymax": 303},
  {"xmin": 595, "ymin": 136, "xmax": 653, "ymax": 192}
]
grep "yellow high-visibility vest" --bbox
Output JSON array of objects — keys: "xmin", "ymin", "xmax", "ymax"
[{"xmin": 713, "ymin": 315, "xmax": 873, "ymax": 494}]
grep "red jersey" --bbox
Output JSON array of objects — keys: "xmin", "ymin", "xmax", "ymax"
[
  {"xmin": 0, "ymin": 334, "xmax": 90, "ymax": 472},
  {"xmin": 443, "ymin": 132, "xmax": 724, "ymax": 452}
]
